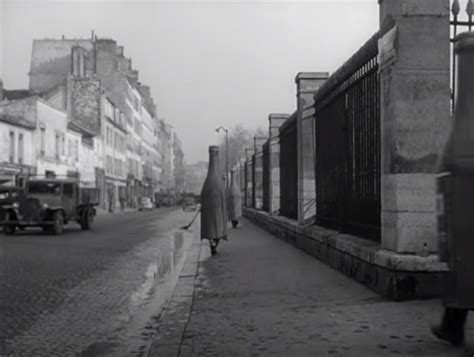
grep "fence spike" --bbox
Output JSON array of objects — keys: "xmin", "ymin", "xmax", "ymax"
[
  {"xmin": 452, "ymin": 0, "xmax": 461, "ymax": 17},
  {"xmin": 467, "ymin": 0, "xmax": 474, "ymax": 16}
]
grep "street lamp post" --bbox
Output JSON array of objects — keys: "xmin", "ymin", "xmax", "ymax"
[{"xmin": 215, "ymin": 126, "xmax": 229, "ymax": 187}]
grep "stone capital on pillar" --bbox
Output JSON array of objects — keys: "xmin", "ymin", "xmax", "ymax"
[
  {"xmin": 296, "ymin": 72, "xmax": 329, "ymax": 225},
  {"xmin": 378, "ymin": 0, "xmax": 450, "ymax": 254},
  {"xmin": 269, "ymin": 113, "xmax": 289, "ymax": 139},
  {"xmin": 379, "ymin": 0, "xmax": 448, "ymax": 29}
]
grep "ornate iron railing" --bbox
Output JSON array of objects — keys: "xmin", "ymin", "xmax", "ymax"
[
  {"xmin": 314, "ymin": 32, "xmax": 381, "ymax": 240},
  {"xmin": 279, "ymin": 113, "xmax": 298, "ymax": 220}
]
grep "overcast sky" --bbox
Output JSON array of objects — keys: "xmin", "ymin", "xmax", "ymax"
[{"xmin": 1, "ymin": 0, "xmax": 379, "ymax": 164}]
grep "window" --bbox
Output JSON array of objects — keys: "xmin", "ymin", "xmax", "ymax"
[
  {"xmin": 40, "ymin": 127, "xmax": 46, "ymax": 156},
  {"xmin": 28, "ymin": 181, "xmax": 60, "ymax": 194},
  {"xmin": 55, "ymin": 133, "xmax": 60, "ymax": 160},
  {"xmin": 106, "ymin": 127, "xmax": 113, "ymax": 146},
  {"xmin": 9, "ymin": 131, "xmax": 15, "ymax": 163},
  {"xmin": 75, "ymin": 140, "xmax": 79, "ymax": 162},
  {"xmin": 61, "ymin": 134, "xmax": 65, "ymax": 156},
  {"xmin": 126, "ymin": 113, "xmax": 133, "ymax": 126},
  {"xmin": 114, "ymin": 158, "xmax": 123, "ymax": 177},
  {"xmin": 63, "ymin": 183, "xmax": 74, "ymax": 197},
  {"xmin": 133, "ymin": 95, "xmax": 139, "ymax": 112},
  {"xmin": 106, "ymin": 155, "xmax": 113, "ymax": 175},
  {"xmin": 105, "ymin": 99, "xmax": 114, "ymax": 119},
  {"xmin": 18, "ymin": 133, "xmax": 24, "ymax": 164}
]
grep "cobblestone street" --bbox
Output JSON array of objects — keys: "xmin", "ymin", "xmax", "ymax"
[{"xmin": 0, "ymin": 207, "xmax": 196, "ymax": 357}]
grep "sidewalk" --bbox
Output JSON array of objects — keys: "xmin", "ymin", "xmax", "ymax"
[{"xmin": 148, "ymin": 218, "xmax": 474, "ymax": 357}]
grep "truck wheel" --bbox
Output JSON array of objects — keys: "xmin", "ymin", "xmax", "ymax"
[
  {"xmin": 80, "ymin": 208, "xmax": 93, "ymax": 230},
  {"xmin": 51, "ymin": 211, "xmax": 64, "ymax": 235},
  {"xmin": 3, "ymin": 212, "xmax": 16, "ymax": 235}
]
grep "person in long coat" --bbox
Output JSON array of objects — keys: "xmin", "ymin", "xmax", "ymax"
[
  {"xmin": 200, "ymin": 146, "xmax": 227, "ymax": 255},
  {"xmin": 227, "ymin": 168, "xmax": 242, "ymax": 228},
  {"xmin": 431, "ymin": 31, "xmax": 474, "ymax": 346}
]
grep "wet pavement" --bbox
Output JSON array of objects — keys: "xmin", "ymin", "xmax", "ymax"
[
  {"xmin": 0, "ymin": 207, "xmax": 196, "ymax": 356},
  {"xmin": 149, "ymin": 218, "xmax": 474, "ymax": 357}
]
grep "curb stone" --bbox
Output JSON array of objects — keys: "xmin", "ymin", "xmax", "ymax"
[{"xmin": 146, "ymin": 220, "xmax": 204, "ymax": 357}]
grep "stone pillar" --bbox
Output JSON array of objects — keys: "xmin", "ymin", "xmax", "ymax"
[
  {"xmin": 378, "ymin": 0, "xmax": 450, "ymax": 254},
  {"xmin": 295, "ymin": 72, "xmax": 329, "ymax": 225},
  {"xmin": 245, "ymin": 148, "xmax": 254, "ymax": 208},
  {"xmin": 253, "ymin": 136, "xmax": 268, "ymax": 210},
  {"xmin": 268, "ymin": 113, "xmax": 289, "ymax": 214}
]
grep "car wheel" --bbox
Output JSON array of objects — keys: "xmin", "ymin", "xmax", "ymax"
[
  {"xmin": 3, "ymin": 212, "xmax": 16, "ymax": 235},
  {"xmin": 80, "ymin": 208, "xmax": 93, "ymax": 230},
  {"xmin": 51, "ymin": 211, "xmax": 64, "ymax": 235}
]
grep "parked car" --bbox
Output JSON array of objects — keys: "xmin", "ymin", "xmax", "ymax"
[
  {"xmin": 1, "ymin": 177, "xmax": 97, "ymax": 235},
  {"xmin": 182, "ymin": 197, "xmax": 197, "ymax": 212},
  {"xmin": 0, "ymin": 186, "xmax": 24, "ymax": 227},
  {"xmin": 138, "ymin": 197, "xmax": 154, "ymax": 211}
]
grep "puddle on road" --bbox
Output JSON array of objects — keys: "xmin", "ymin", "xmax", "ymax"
[{"xmin": 81, "ymin": 229, "xmax": 193, "ymax": 357}]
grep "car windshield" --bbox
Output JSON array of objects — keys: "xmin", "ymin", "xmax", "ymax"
[
  {"xmin": 184, "ymin": 198, "xmax": 195, "ymax": 204},
  {"xmin": 140, "ymin": 197, "xmax": 151, "ymax": 204},
  {"xmin": 28, "ymin": 182, "xmax": 61, "ymax": 195}
]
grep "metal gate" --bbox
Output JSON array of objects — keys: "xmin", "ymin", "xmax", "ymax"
[
  {"xmin": 314, "ymin": 32, "xmax": 381, "ymax": 240},
  {"xmin": 279, "ymin": 113, "xmax": 298, "ymax": 220}
]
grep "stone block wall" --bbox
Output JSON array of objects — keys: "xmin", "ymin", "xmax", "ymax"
[{"xmin": 68, "ymin": 77, "xmax": 102, "ymax": 135}]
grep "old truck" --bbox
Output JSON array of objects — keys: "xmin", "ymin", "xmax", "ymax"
[{"xmin": 1, "ymin": 177, "xmax": 98, "ymax": 235}]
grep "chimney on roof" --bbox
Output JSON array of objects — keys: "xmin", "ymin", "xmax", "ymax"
[
  {"xmin": 91, "ymin": 29, "xmax": 95, "ymax": 40},
  {"xmin": 117, "ymin": 46, "xmax": 124, "ymax": 56}
]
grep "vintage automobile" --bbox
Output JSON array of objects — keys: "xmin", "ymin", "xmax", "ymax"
[
  {"xmin": 182, "ymin": 197, "xmax": 197, "ymax": 212},
  {"xmin": 1, "ymin": 177, "xmax": 98, "ymax": 235},
  {"xmin": 138, "ymin": 197, "xmax": 154, "ymax": 211},
  {"xmin": 0, "ymin": 186, "xmax": 24, "ymax": 226}
]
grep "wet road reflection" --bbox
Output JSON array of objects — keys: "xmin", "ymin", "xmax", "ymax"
[{"xmin": 0, "ymin": 208, "xmax": 196, "ymax": 357}]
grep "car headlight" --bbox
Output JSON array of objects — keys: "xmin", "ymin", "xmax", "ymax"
[
  {"xmin": 42, "ymin": 203, "xmax": 49, "ymax": 209},
  {"xmin": 12, "ymin": 202, "xmax": 19, "ymax": 208}
]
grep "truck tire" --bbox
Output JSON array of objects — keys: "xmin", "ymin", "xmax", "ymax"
[
  {"xmin": 50, "ymin": 211, "xmax": 64, "ymax": 235},
  {"xmin": 80, "ymin": 208, "xmax": 93, "ymax": 230},
  {"xmin": 3, "ymin": 212, "xmax": 16, "ymax": 235}
]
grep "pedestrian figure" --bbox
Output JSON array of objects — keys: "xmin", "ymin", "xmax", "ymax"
[
  {"xmin": 227, "ymin": 168, "xmax": 242, "ymax": 228},
  {"xmin": 120, "ymin": 196, "xmax": 125, "ymax": 211},
  {"xmin": 108, "ymin": 187, "xmax": 114, "ymax": 213},
  {"xmin": 432, "ymin": 32, "xmax": 474, "ymax": 347},
  {"xmin": 200, "ymin": 146, "xmax": 227, "ymax": 256}
]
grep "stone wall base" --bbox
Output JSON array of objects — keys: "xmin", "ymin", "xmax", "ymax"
[{"xmin": 244, "ymin": 208, "xmax": 448, "ymax": 301}]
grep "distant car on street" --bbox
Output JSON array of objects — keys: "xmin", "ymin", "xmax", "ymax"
[
  {"xmin": 182, "ymin": 197, "xmax": 197, "ymax": 212},
  {"xmin": 1, "ymin": 177, "xmax": 97, "ymax": 235},
  {"xmin": 138, "ymin": 197, "xmax": 154, "ymax": 211}
]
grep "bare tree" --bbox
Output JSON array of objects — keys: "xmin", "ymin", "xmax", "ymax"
[{"xmin": 216, "ymin": 124, "xmax": 267, "ymax": 175}]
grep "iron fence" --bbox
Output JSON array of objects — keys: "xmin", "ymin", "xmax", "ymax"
[
  {"xmin": 262, "ymin": 140, "xmax": 270, "ymax": 212},
  {"xmin": 314, "ymin": 32, "xmax": 381, "ymax": 240},
  {"xmin": 250, "ymin": 154, "xmax": 256, "ymax": 208},
  {"xmin": 279, "ymin": 113, "xmax": 298, "ymax": 220}
]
